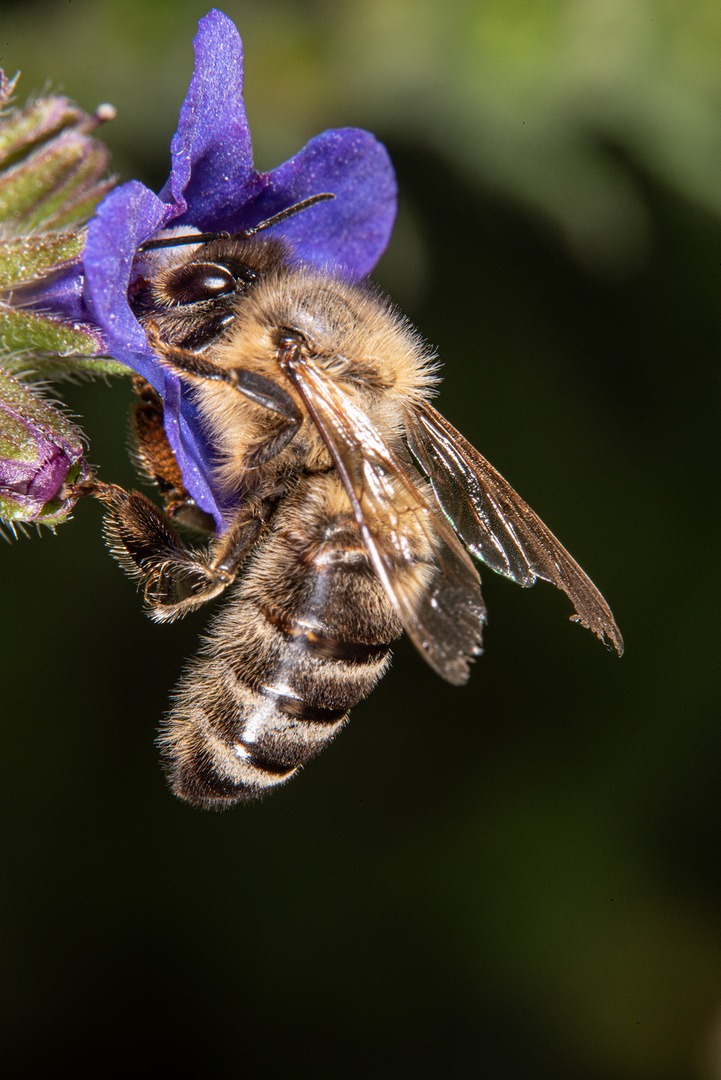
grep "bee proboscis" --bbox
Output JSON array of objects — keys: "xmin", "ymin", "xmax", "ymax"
[{"xmin": 92, "ymin": 212, "xmax": 623, "ymax": 809}]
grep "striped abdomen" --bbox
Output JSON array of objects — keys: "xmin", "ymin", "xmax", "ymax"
[{"xmin": 160, "ymin": 473, "xmax": 403, "ymax": 807}]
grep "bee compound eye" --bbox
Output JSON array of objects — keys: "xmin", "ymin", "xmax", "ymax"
[{"xmin": 165, "ymin": 262, "xmax": 237, "ymax": 305}]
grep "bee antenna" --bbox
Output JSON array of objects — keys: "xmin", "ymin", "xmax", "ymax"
[
  {"xmin": 137, "ymin": 230, "xmax": 231, "ymax": 252},
  {"xmin": 136, "ymin": 193, "xmax": 336, "ymax": 253},
  {"xmin": 244, "ymin": 193, "xmax": 335, "ymax": 236}
]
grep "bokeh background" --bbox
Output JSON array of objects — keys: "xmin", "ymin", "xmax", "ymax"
[{"xmin": 1, "ymin": 1, "xmax": 720, "ymax": 1077}]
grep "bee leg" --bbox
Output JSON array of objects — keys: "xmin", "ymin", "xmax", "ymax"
[
  {"xmin": 131, "ymin": 375, "xmax": 186, "ymax": 497},
  {"xmin": 145, "ymin": 328, "xmax": 304, "ymax": 468},
  {"xmin": 130, "ymin": 375, "xmax": 216, "ymax": 533},
  {"xmin": 146, "ymin": 511, "xmax": 266, "ymax": 622},
  {"xmin": 146, "ymin": 327, "xmax": 302, "ymax": 443},
  {"xmin": 92, "ymin": 482, "xmax": 265, "ymax": 621},
  {"xmin": 222, "ymin": 370, "xmax": 304, "ymax": 467}
]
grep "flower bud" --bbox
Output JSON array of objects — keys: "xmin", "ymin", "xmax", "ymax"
[
  {"xmin": 0, "ymin": 368, "xmax": 89, "ymax": 530},
  {"xmin": 0, "ymin": 71, "xmax": 115, "ymax": 235},
  {"xmin": 0, "ymin": 70, "xmax": 122, "ymax": 374}
]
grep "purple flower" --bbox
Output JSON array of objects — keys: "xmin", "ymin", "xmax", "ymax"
[
  {"xmin": 0, "ymin": 369, "xmax": 89, "ymax": 530},
  {"xmin": 33, "ymin": 9, "xmax": 396, "ymax": 529}
]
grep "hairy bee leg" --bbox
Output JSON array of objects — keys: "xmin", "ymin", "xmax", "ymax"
[
  {"xmin": 145, "ymin": 327, "xmax": 304, "ymax": 465},
  {"xmin": 91, "ymin": 482, "xmax": 264, "ymax": 619},
  {"xmin": 93, "ymin": 481, "xmax": 209, "ymax": 594},
  {"xmin": 130, "ymin": 376, "xmax": 216, "ymax": 533},
  {"xmin": 131, "ymin": 375, "xmax": 187, "ymax": 496},
  {"xmin": 146, "ymin": 326, "xmax": 302, "ymax": 421}
]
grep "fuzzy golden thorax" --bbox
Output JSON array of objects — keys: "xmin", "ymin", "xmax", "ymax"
[{"xmin": 187, "ymin": 265, "xmax": 438, "ymax": 500}]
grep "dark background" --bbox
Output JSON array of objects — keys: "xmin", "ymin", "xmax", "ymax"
[{"xmin": 1, "ymin": 2, "xmax": 720, "ymax": 1077}]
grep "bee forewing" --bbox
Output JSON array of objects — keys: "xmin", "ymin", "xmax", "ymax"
[
  {"xmin": 280, "ymin": 354, "xmax": 486, "ymax": 685},
  {"xmin": 406, "ymin": 403, "xmax": 624, "ymax": 656}
]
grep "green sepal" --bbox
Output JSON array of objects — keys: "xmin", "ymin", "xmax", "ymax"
[
  {"xmin": 0, "ymin": 93, "xmax": 86, "ymax": 169},
  {"xmin": 39, "ymin": 178, "xmax": 116, "ymax": 231},
  {"xmin": 0, "ymin": 366, "xmax": 83, "ymax": 443},
  {"xmin": 0, "ymin": 490, "xmax": 79, "ymax": 529},
  {"xmin": 0, "ymin": 307, "xmax": 101, "ymax": 356},
  {"xmin": 1, "ymin": 352, "xmax": 131, "ymax": 381},
  {"xmin": 0, "ymin": 130, "xmax": 112, "ymax": 231},
  {"xmin": 0, "ymin": 232, "xmax": 86, "ymax": 288}
]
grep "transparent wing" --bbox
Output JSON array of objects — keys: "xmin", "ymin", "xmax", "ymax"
[
  {"xmin": 280, "ymin": 353, "xmax": 486, "ymax": 685},
  {"xmin": 405, "ymin": 402, "xmax": 623, "ymax": 655}
]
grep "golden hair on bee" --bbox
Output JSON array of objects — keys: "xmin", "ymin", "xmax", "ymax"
[
  {"xmin": 199, "ymin": 260, "xmax": 438, "ymax": 499},
  {"xmin": 92, "ymin": 219, "xmax": 622, "ymax": 809}
]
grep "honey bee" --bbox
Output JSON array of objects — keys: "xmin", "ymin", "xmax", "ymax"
[{"xmin": 92, "ymin": 199, "xmax": 623, "ymax": 809}]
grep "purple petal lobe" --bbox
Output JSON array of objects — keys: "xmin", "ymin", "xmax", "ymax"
[
  {"xmin": 83, "ymin": 180, "xmax": 172, "ymax": 370},
  {"xmin": 0, "ymin": 444, "xmax": 67, "ymax": 498},
  {"xmin": 18, "ymin": 264, "xmax": 89, "ymax": 327},
  {"xmin": 160, "ymin": 9, "xmax": 256, "ymax": 225},
  {"xmin": 83, "ymin": 181, "xmax": 223, "ymax": 524},
  {"xmin": 254, "ymin": 129, "xmax": 397, "ymax": 279}
]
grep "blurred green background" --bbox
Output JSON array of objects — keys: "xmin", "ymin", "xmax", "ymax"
[{"xmin": 1, "ymin": 1, "xmax": 720, "ymax": 1077}]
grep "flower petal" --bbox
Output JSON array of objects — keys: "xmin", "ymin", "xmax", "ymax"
[
  {"xmin": 158, "ymin": 12, "xmax": 395, "ymax": 278},
  {"xmin": 160, "ymin": 8, "xmax": 258, "ymax": 224},
  {"xmin": 252, "ymin": 128, "xmax": 397, "ymax": 279},
  {"xmin": 83, "ymin": 181, "xmax": 223, "ymax": 523},
  {"xmin": 83, "ymin": 180, "xmax": 170, "ymax": 376}
]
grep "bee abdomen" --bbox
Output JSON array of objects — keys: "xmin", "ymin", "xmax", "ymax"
[
  {"xmin": 161, "ymin": 493, "xmax": 402, "ymax": 809},
  {"xmin": 259, "ymin": 602, "xmax": 391, "ymax": 664},
  {"xmin": 162, "ymin": 630, "xmax": 392, "ymax": 809}
]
